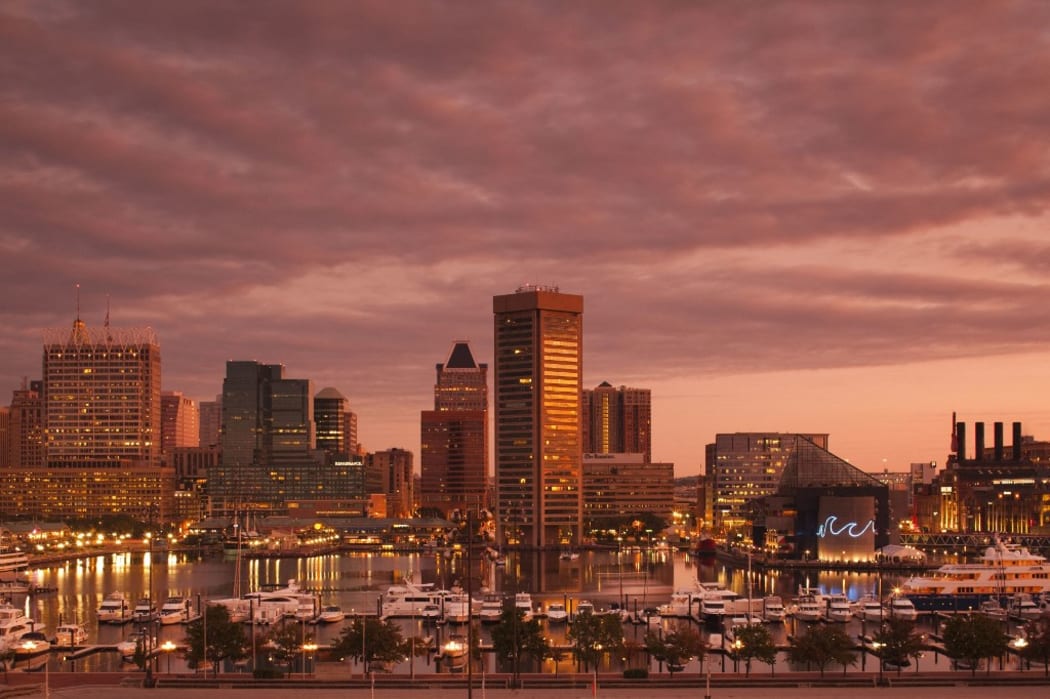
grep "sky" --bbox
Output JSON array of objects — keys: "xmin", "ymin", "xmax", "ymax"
[{"xmin": 3, "ymin": 1, "xmax": 1050, "ymax": 477}]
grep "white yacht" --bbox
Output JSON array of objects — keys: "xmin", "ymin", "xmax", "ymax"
[
  {"xmin": 318, "ymin": 605, "xmax": 346, "ymax": 624},
  {"xmin": 444, "ymin": 594, "xmax": 471, "ymax": 624},
  {"xmin": 793, "ymin": 595, "xmax": 823, "ymax": 623},
  {"xmin": 1009, "ymin": 593, "xmax": 1041, "ymax": 620},
  {"xmin": 887, "ymin": 596, "xmax": 918, "ymax": 621},
  {"xmin": 380, "ymin": 582, "xmax": 444, "ymax": 618},
  {"xmin": 53, "ymin": 622, "xmax": 88, "ymax": 647},
  {"xmin": 97, "ymin": 592, "xmax": 129, "ymax": 624},
  {"xmin": 159, "ymin": 597, "xmax": 189, "ymax": 625},
  {"xmin": 514, "ymin": 592, "xmax": 534, "ymax": 622},
  {"xmin": 658, "ymin": 590, "xmax": 696, "ymax": 618},
  {"xmin": 132, "ymin": 598, "xmax": 157, "ymax": 624},
  {"xmin": 0, "ymin": 603, "xmax": 36, "ymax": 651},
  {"xmin": 855, "ymin": 596, "xmax": 885, "ymax": 623},
  {"xmin": 479, "ymin": 597, "xmax": 503, "ymax": 623},
  {"xmin": 546, "ymin": 602, "xmax": 568, "ymax": 623},
  {"xmin": 243, "ymin": 580, "xmax": 317, "ymax": 624},
  {"xmin": 761, "ymin": 596, "xmax": 786, "ymax": 623},
  {"xmin": 825, "ymin": 595, "xmax": 853, "ymax": 623}
]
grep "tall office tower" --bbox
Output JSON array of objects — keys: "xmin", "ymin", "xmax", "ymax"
[
  {"xmin": 7, "ymin": 381, "xmax": 44, "ymax": 468},
  {"xmin": 582, "ymin": 382, "xmax": 652, "ymax": 461},
  {"xmin": 0, "ymin": 407, "xmax": 8, "ymax": 468},
  {"xmin": 198, "ymin": 395, "xmax": 222, "ymax": 447},
  {"xmin": 705, "ymin": 432, "xmax": 829, "ymax": 533},
  {"xmin": 365, "ymin": 448, "xmax": 414, "ymax": 518},
  {"xmin": 161, "ymin": 391, "xmax": 200, "ymax": 457},
  {"xmin": 493, "ymin": 286, "xmax": 584, "ymax": 548},
  {"xmin": 314, "ymin": 387, "xmax": 352, "ymax": 456},
  {"xmin": 43, "ymin": 318, "xmax": 161, "ymax": 469},
  {"xmin": 210, "ymin": 361, "xmax": 336, "ymax": 517},
  {"xmin": 420, "ymin": 341, "xmax": 489, "ymax": 517}
]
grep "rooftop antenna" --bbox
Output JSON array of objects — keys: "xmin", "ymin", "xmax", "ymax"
[
  {"xmin": 105, "ymin": 294, "xmax": 112, "ymax": 341},
  {"xmin": 75, "ymin": 283, "xmax": 81, "ymax": 322}
]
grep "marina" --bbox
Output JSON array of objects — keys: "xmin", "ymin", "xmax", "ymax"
[{"xmin": 0, "ymin": 545, "xmax": 1044, "ymax": 678}]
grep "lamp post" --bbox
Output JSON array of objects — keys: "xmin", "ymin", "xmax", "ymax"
[
  {"xmin": 302, "ymin": 641, "xmax": 318, "ymax": 679},
  {"xmin": 702, "ymin": 648, "xmax": 711, "ymax": 699},
  {"xmin": 871, "ymin": 640, "xmax": 884, "ymax": 684},
  {"xmin": 21, "ymin": 640, "xmax": 48, "ymax": 699},
  {"xmin": 161, "ymin": 640, "xmax": 176, "ymax": 675}
]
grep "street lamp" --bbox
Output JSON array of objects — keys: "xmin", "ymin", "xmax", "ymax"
[
  {"xmin": 22, "ymin": 640, "xmax": 48, "ymax": 698},
  {"xmin": 161, "ymin": 640, "xmax": 176, "ymax": 675},
  {"xmin": 302, "ymin": 641, "xmax": 318, "ymax": 679},
  {"xmin": 1012, "ymin": 637, "xmax": 1028, "ymax": 671},
  {"xmin": 871, "ymin": 640, "xmax": 884, "ymax": 684}
]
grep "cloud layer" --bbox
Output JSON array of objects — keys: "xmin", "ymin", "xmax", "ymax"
[{"xmin": 3, "ymin": 1, "xmax": 1050, "ymax": 471}]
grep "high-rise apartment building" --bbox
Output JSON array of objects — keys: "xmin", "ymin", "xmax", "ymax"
[
  {"xmin": 493, "ymin": 286, "xmax": 583, "ymax": 548},
  {"xmin": 705, "ymin": 432, "xmax": 829, "ymax": 533},
  {"xmin": 161, "ymin": 391, "xmax": 200, "ymax": 457},
  {"xmin": 198, "ymin": 395, "xmax": 222, "ymax": 448},
  {"xmin": 365, "ymin": 447, "xmax": 414, "ymax": 518},
  {"xmin": 6, "ymin": 381, "xmax": 44, "ymax": 469},
  {"xmin": 582, "ymin": 382, "xmax": 651, "ymax": 461},
  {"xmin": 420, "ymin": 341, "xmax": 488, "ymax": 517}
]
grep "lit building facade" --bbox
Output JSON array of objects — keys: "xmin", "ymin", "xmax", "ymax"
[
  {"xmin": 198, "ymin": 396, "xmax": 221, "ymax": 448},
  {"xmin": 420, "ymin": 341, "xmax": 489, "ymax": 517},
  {"xmin": 582, "ymin": 453, "xmax": 674, "ymax": 526},
  {"xmin": 705, "ymin": 432, "xmax": 829, "ymax": 533},
  {"xmin": 161, "ymin": 391, "xmax": 200, "ymax": 457},
  {"xmin": 314, "ymin": 387, "xmax": 356, "ymax": 457},
  {"xmin": 0, "ymin": 318, "xmax": 174, "ymax": 522},
  {"xmin": 493, "ymin": 286, "xmax": 583, "ymax": 548},
  {"xmin": 365, "ymin": 448, "xmax": 414, "ymax": 518},
  {"xmin": 8, "ymin": 382, "xmax": 44, "ymax": 468},
  {"xmin": 582, "ymin": 382, "xmax": 651, "ymax": 461}
]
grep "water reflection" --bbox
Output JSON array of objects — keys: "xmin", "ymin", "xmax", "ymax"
[{"xmin": 12, "ymin": 548, "xmax": 959, "ymax": 677}]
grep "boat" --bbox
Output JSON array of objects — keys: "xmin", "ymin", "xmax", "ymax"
[
  {"xmin": 131, "ymin": 598, "xmax": 157, "ymax": 624},
  {"xmin": 978, "ymin": 598, "xmax": 1007, "ymax": 620},
  {"xmin": 899, "ymin": 539, "xmax": 1050, "ymax": 612},
  {"xmin": 479, "ymin": 597, "xmax": 503, "ymax": 623},
  {"xmin": 380, "ymin": 582, "xmax": 445, "ymax": 618},
  {"xmin": 693, "ymin": 533, "xmax": 717, "ymax": 558},
  {"xmin": 159, "ymin": 597, "xmax": 190, "ymax": 625},
  {"xmin": 243, "ymin": 580, "xmax": 317, "ymax": 624},
  {"xmin": 825, "ymin": 595, "xmax": 853, "ymax": 623},
  {"xmin": 97, "ymin": 592, "xmax": 130, "ymax": 624},
  {"xmin": 0, "ymin": 603, "xmax": 36, "ymax": 651},
  {"xmin": 887, "ymin": 596, "xmax": 918, "ymax": 621},
  {"xmin": 14, "ymin": 631, "xmax": 50, "ymax": 670},
  {"xmin": 854, "ymin": 595, "xmax": 885, "ymax": 623},
  {"xmin": 698, "ymin": 583, "xmax": 740, "ymax": 624},
  {"xmin": 761, "ymin": 595, "xmax": 786, "ymax": 623},
  {"xmin": 1008, "ymin": 593, "xmax": 1041, "ymax": 620},
  {"xmin": 513, "ymin": 592, "xmax": 534, "ymax": 622},
  {"xmin": 792, "ymin": 594, "xmax": 823, "ymax": 623},
  {"xmin": 546, "ymin": 602, "xmax": 568, "ymax": 623},
  {"xmin": 658, "ymin": 589, "xmax": 696, "ymax": 618},
  {"xmin": 420, "ymin": 603, "xmax": 442, "ymax": 622},
  {"xmin": 443, "ymin": 594, "xmax": 471, "ymax": 624},
  {"xmin": 53, "ymin": 622, "xmax": 88, "ymax": 647},
  {"xmin": 318, "ymin": 605, "xmax": 346, "ymax": 624},
  {"xmin": 559, "ymin": 550, "xmax": 580, "ymax": 562}
]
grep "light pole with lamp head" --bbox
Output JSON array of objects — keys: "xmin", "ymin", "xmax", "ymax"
[
  {"xmin": 21, "ymin": 640, "xmax": 48, "ymax": 698},
  {"xmin": 161, "ymin": 640, "xmax": 176, "ymax": 675},
  {"xmin": 302, "ymin": 641, "xmax": 318, "ymax": 679}
]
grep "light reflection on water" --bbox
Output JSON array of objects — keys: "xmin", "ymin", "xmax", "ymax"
[{"xmin": 14, "ymin": 548, "xmax": 930, "ymax": 676}]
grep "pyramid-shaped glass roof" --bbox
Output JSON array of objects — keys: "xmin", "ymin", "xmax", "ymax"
[{"xmin": 778, "ymin": 436, "xmax": 885, "ymax": 492}]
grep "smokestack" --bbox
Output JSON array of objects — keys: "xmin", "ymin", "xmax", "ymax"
[
  {"xmin": 994, "ymin": 422, "xmax": 1004, "ymax": 461},
  {"xmin": 957, "ymin": 422, "xmax": 967, "ymax": 461},
  {"xmin": 975, "ymin": 422, "xmax": 985, "ymax": 461},
  {"xmin": 1013, "ymin": 422, "xmax": 1023, "ymax": 461}
]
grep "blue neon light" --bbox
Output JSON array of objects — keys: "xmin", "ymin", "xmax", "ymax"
[{"xmin": 816, "ymin": 515, "xmax": 875, "ymax": 539}]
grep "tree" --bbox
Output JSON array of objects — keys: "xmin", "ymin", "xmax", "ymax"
[
  {"xmin": 183, "ymin": 604, "xmax": 248, "ymax": 676},
  {"xmin": 734, "ymin": 623, "xmax": 778, "ymax": 676},
  {"xmin": 332, "ymin": 616, "xmax": 408, "ymax": 671},
  {"xmin": 491, "ymin": 607, "xmax": 549, "ymax": 686},
  {"xmin": 265, "ymin": 622, "xmax": 315, "ymax": 677},
  {"xmin": 942, "ymin": 613, "xmax": 1009, "ymax": 676},
  {"xmin": 787, "ymin": 624, "xmax": 857, "ymax": 677},
  {"xmin": 873, "ymin": 618, "xmax": 925, "ymax": 676},
  {"xmin": 1020, "ymin": 613, "xmax": 1050, "ymax": 676},
  {"xmin": 567, "ymin": 612, "xmax": 624, "ymax": 673},
  {"xmin": 645, "ymin": 626, "xmax": 704, "ymax": 676}
]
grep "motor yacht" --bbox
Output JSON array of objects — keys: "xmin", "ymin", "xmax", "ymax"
[
  {"xmin": 792, "ymin": 594, "xmax": 823, "ymax": 623},
  {"xmin": 318, "ymin": 605, "xmax": 346, "ymax": 624},
  {"xmin": 53, "ymin": 622, "xmax": 88, "ymax": 647},
  {"xmin": 546, "ymin": 602, "xmax": 568, "ymax": 623},
  {"xmin": 131, "ymin": 598, "xmax": 157, "ymax": 624},
  {"xmin": 513, "ymin": 592, "xmax": 534, "ymax": 622},
  {"xmin": 479, "ymin": 597, "xmax": 503, "ymax": 623},
  {"xmin": 887, "ymin": 596, "xmax": 918, "ymax": 621},
  {"xmin": 761, "ymin": 596, "xmax": 786, "ymax": 623},
  {"xmin": 159, "ymin": 597, "xmax": 189, "ymax": 625},
  {"xmin": 855, "ymin": 596, "xmax": 885, "ymax": 623},
  {"xmin": 97, "ymin": 592, "xmax": 129, "ymax": 624},
  {"xmin": 825, "ymin": 595, "xmax": 853, "ymax": 623}
]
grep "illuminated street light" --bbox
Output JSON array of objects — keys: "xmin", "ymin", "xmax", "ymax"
[
  {"xmin": 302, "ymin": 641, "xmax": 318, "ymax": 679},
  {"xmin": 161, "ymin": 640, "xmax": 176, "ymax": 674}
]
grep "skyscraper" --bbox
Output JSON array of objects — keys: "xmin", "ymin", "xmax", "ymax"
[
  {"xmin": 582, "ymin": 382, "xmax": 652, "ymax": 461},
  {"xmin": 493, "ymin": 286, "xmax": 583, "ymax": 548},
  {"xmin": 7, "ymin": 381, "xmax": 43, "ymax": 468},
  {"xmin": 198, "ymin": 395, "xmax": 222, "ymax": 448},
  {"xmin": 43, "ymin": 318, "xmax": 161, "ymax": 469},
  {"xmin": 314, "ymin": 387, "xmax": 358, "ymax": 457},
  {"xmin": 420, "ymin": 341, "xmax": 488, "ymax": 517},
  {"xmin": 161, "ymin": 391, "xmax": 200, "ymax": 456}
]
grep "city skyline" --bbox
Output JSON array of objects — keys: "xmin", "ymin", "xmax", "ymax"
[{"xmin": 3, "ymin": 2, "xmax": 1050, "ymax": 476}]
